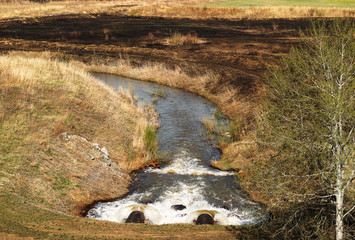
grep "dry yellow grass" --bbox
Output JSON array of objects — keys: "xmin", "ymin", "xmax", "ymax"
[
  {"xmin": 164, "ymin": 32, "xmax": 206, "ymax": 46},
  {"xmin": 84, "ymin": 58, "xmax": 217, "ymax": 97},
  {"xmin": 0, "ymin": 0, "xmax": 130, "ymax": 20},
  {"xmin": 212, "ymin": 139, "xmax": 258, "ymax": 171},
  {"xmin": 0, "ymin": 0, "xmax": 211, "ymax": 20},
  {"xmin": 2, "ymin": 0, "xmax": 353, "ymax": 21}
]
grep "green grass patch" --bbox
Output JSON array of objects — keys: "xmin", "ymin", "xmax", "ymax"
[
  {"xmin": 53, "ymin": 176, "xmax": 73, "ymax": 191},
  {"xmin": 206, "ymin": 0, "xmax": 355, "ymax": 8},
  {"xmin": 144, "ymin": 126, "xmax": 158, "ymax": 157}
]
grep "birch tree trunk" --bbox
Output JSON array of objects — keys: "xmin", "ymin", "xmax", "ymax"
[{"xmin": 335, "ymin": 181, "xmax": 344, "ymax": 240}]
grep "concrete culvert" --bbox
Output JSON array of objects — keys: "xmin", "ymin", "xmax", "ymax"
[
  {"xmin": 125, "ymin": 211, "xmax": 145, "ymax": 223},
  {"xmin": 196, "ymin": 213, "xmax": 214, "ymax": 225}
]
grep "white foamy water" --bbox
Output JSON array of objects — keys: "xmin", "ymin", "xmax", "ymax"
[
  {"xmin": 146, "ymin": 151, "xmax": 234, "ymax": 176},
  {"xmin": 87, "ymin": 182, "xmax": 261, "ymax": 225}
]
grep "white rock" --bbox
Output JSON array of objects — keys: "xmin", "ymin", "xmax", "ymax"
[
  {"xmin": 101, "ymin": 147, "xmax": 109, "ymax": 157},
  {"xmin": 93, "ymin": 143, "xmax": 101, "ymax": 150}
]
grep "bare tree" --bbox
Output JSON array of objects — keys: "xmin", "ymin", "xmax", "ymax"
[{"xmin": 253, "ymin": 20, "xmax": 354, "ymax": 239}]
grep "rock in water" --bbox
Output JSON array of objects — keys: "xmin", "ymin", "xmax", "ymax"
[
  {"xmin": 171, "ymin": 204, "xmax": 186, "ymax": 211},
  {"xmin": 196, "ymin": 213, "xmax": 214, "ymax": 225},
  {"xmin": 125, "ymin": 211, "xmax": 145, "ymax": 223}
]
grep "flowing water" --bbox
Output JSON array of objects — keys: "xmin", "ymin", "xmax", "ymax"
[{"xmin": 87, "ymin": 73, "xmax": 265, "ymax": 225}]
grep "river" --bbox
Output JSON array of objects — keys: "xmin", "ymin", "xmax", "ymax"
[{"xmin": 86, "ymin": 73, "xmax": 265, "ymax": 225}]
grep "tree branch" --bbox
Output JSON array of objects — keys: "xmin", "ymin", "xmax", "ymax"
[{"xmin": 344, "ymin": 205, "xmax": 355, "ymax": 218}]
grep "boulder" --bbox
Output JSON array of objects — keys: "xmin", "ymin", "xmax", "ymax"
[
  {"xmin": 171, "ymin": 204, "xmax": 186, "ymax": 211},
  {"xmin": 125, "ymin": 211, "xmax": 145, "ymax": 223},
  {"xmin": 196, "ymin": 213, "xmax": 214, "ymax": 225}
]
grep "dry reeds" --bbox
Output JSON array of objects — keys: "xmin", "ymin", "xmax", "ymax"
[
  {"xmin": 164, "ymin": 32, "xmax": 205, "ymax": 46},
  {"xmin": 85, "ymin": 59, "xmax": 217, "ymax": 96}
]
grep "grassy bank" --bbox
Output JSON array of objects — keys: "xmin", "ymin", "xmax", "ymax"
[{"xmin": 0, "ymin": 52, "xmax": 158, "ymax": 216}]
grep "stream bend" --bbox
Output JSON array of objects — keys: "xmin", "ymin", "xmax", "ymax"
[{"xmin": 87, "ymin": 73, "xmax": 265, "ymax": 225}]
